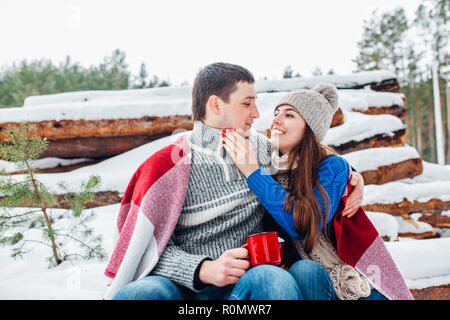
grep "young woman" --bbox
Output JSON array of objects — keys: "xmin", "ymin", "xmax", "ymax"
[{"xmin": 223, "ymin": 83, "xmax": 388, "ymax": 300}]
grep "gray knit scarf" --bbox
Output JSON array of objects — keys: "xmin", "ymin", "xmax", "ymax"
[{"xmin": 271, "ymin": 148, "xmax": 296, "ymax": 174}]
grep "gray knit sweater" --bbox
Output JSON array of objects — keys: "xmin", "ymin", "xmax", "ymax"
[{"xmin": 150, "ymin": 121, "xmax": 273, "ymax": 291}]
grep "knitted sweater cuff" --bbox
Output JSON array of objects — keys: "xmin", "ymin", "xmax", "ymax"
[{"xmin": 193, "ymin": 257, "xmax": 213, "ymax": 291}]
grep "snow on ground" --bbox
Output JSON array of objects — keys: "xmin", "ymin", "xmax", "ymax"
[
  {"xmin": 366, "ymin": 211, "xmax": 399, "ymax": 241},
  {"xmin": 0, "ymin": 204, "xmax": 119, "ymax": 300},
  {"xmin": 385, "ymin": 238, "xmax": 450, "ymax": 289}
]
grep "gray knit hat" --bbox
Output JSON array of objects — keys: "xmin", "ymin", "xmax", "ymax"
[{"xmin": 274, "ymin": 83, "xmax": 338, "ymax": 142}]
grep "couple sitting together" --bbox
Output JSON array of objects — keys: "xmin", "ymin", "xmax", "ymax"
[{"xmin": 103, "ymin": 63, "xmax": 413, "ymax": 300}]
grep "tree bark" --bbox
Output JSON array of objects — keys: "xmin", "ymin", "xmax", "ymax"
[
  {"xmin": 446, "ymin": 78, "xmax": 450, "ymax": 164},
  {"xmin": 417, "ymin": 97, "xmax": 423, "ymax": 155},
  {"xmin": 24, "ymin": 160, "xmax": 62, "ymax": 265},
  {"xmin": 428, "ymin": 93, "xmax": 436, "ymax": 163}
]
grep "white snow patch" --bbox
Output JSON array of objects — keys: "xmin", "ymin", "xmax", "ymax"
[
  {"xmin": 363, "ymin": 180, "xmax": 450, "ymax": 205},
  {"xmin": 385, "ymin": 238, "xmax": 450, "ymax": 289},
  {"xmin": 365, "ymin": 211, "xmax": 399, "ymax": 241}
]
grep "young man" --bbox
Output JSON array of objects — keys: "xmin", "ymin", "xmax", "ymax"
[{"xmin": 108, "ymin": 63, "xmax": 365, "ymax": 300}]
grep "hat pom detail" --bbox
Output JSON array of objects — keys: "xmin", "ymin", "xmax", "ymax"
[{"xmin": 312, "ymin": 83, "xmax": 338, "ymax": 110}]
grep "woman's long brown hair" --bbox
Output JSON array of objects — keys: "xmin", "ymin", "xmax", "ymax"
[{"xmin": 283, "ymin": 125, "xmax": 337, "ymax": 253}]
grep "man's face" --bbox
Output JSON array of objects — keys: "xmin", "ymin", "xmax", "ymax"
[{"xmin": 218, "ymin": 81, "xmax": 259, "ymax": 137}]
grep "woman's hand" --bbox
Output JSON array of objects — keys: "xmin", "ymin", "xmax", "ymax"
[
  {"xmin": 222, "ymin": 129, "xmax": 260, "ymax": 178},
  {"xmin": 342, "ymin": 171, "xmax": 364, "ymax": 218}
]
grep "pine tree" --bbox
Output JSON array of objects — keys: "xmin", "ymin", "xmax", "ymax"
[
  {"xmin": 354, "ymin": 8, "xmax": 409, "ymax": 77},
  {"xmin": 403, "ymin": 43, "xmax": 425, "ymax": 147},
  {"xmin": 106, "ymin": 49, "xmax": 130, "ymax": 89},
  {"xmin": 380, "ymin": 8, "xmax": 409, "ymax": 80},
  {"xmin": 0, "ymin": 123, "xmax": 106, "ymax": 266},
  {"xmin": 353, "ymin": 9, "xmax": 386, "ymax": 71},
  {"xmin": 415, "ymin": 0, "xmax": 449, "ymax": 69},
  {"xmin": 158, "ymin": 79, "xmax": 170, "ymax": 87},
  {"xmin": 312, "ymin": 67, "xmax": 323, "ymax": 76},
  {"xmin": 147, "ymin": 75, "xmax": 160, "ymax": 88},
  {"xmin": 283, "ymin": 65, "xmax": 293, "ymax": 78},
  {"xmin": 134, "ymin": 62, "xmax": 149, "ymax": 89}
]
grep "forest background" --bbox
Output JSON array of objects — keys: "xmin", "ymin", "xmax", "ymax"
[{"xmin": 0, "ymin": 0, "xmax": 448, "ymax": 164}]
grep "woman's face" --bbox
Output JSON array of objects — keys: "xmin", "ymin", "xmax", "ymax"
[{"xmin": 270, "ymin": 104, "xmax": 306, "ymax": 154}]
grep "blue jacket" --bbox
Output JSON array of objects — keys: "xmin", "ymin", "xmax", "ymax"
[{"xmin": 247, "ymin": 155, "xmax": 349, "ymax": 241}]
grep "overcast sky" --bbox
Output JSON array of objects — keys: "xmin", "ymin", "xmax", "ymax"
[{"xmin": 1, "ymin": 0, "xmax": 423, "ymax": 85}]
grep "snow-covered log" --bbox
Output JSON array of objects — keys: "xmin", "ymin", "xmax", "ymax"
[
  {"xmin": 339, "ymin": 89, "xmax": 406, "ymax": 119},
  {"xmin": 362, "ymin": 180, "xmax": 450, "ymax": 221},
  {"xmin": 322, "ymin": 111, "xmax": 406, "ymax": 154},
  {"xmin": 342, "ymin": 146, "xmax": 423, "ymax": 185}
]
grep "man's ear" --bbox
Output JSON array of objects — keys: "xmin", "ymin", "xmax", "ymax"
[{"xmin": 206, "ymin": 95, "xmax": 222, "ymax": 116}]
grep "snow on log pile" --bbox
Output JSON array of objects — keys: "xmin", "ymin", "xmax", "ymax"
[
  {"xmin": 338, "ymin": 89, "xmax": 406, "ymax": 119},
  {"xmin": 341, "ymin": 146, "xmax": 423, "ymax": 185},
  {"xmin": 321, "ymin": 111, "xmax": 406, "ymax": 154},
  {"xmin": 254, "ymin": 70, "xmax": 401, "ymax": 93}
]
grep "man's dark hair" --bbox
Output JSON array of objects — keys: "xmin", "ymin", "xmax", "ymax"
[{"xmin": 191, "ymin": 62, "xmax": 255, "ymax": 121}]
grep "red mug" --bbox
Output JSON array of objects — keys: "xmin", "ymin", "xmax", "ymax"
[{"xmin": 241, "ymin": 232, "xmax": 284, "ymax": 267}]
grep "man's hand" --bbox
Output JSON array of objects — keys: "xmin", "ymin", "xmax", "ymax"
[
  {"xmin": 342, "ymin": 171, "xmax": 364, "ymax": 218},
  {"xmin": 199, "ymin": 248, "xmax": 250, "ymax": 287}
]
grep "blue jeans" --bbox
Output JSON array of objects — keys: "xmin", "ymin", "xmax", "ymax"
[
  {"xmin": 112, "ymin": 264, "xmax": 302, "ymax": 300},
  {"xmin": 288, "ymin": 259, "xmax": 388, "ymax": 300}
]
